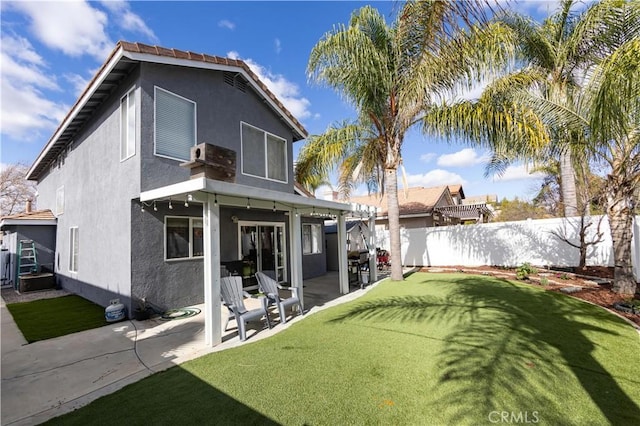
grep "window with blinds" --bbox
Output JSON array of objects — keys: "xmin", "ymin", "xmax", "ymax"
[
  {"xmin": 241, "ymin": 122, "xmax": 287, "ymax": 183},
  {"xmin": 154, "ymin": 87, "xmax": 196, "ymax": 161}
]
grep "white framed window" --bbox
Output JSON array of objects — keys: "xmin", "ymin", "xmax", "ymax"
[
  {"xmin": 165, "ymin": 216, "xmax": 204, "ymax": 260},
  {"xmin": 154, "ymin": 87, "xmax": 197, "ymax": 161},
  {"xmin": 69, "ymin": 227, "xmax": 79, "ymax": 273},
  {"xmin": 241, "ymin": 122, "xmax": 287, "ymax": 182},
  {"xmin": 302, "ymin": 223, "xmax": 322, "ymax": 255},
  {"xmin": 55, "ymin": 186, "xmax": 64, "ymax": 216},
  {"xmin": 120, "ymin": 88, "xmax": 136, "ymax": 161}
]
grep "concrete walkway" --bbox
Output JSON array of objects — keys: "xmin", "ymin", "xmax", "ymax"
[{"xmin": 0, "ymin": 273, "xmax": 392, "ymax": 425}]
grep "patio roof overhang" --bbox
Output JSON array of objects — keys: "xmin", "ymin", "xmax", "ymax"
[{"xmin": 140, "ymin": 177, "xmax": 375, "ymax": 216}]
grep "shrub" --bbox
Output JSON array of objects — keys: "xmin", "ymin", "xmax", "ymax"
[{"xmin": 516, "ymin": 263, "xmax": 538, "ymax": 280}]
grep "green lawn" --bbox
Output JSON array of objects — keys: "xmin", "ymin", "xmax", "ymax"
[
  {"xmin": 7, "ymin": 295, "xmax": 107, "ymax": 343},
  {"xmin": 47, "ymin": 273, "xmax": 639, "ymax": 425}
]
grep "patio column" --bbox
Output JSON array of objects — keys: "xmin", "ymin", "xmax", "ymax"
[
  {"xmin": 337, "ymin": 213, "xmax": 349, "ymax": 294},
  {"xmin": 203, "ymin": 193, "xmax": 221, "ymax": 347},
  {"xmin": 289, "ymin": 208, "xmax": 304, "ymax": 308},
  {"xmin": 368, "ymin": 212, "xmax": 377, "ymax": 283}
]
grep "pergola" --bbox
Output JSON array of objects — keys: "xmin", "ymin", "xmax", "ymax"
[
  {"xmin": 433, "ymin": 203, "xmax": 493, "ymax": 224},
  {"xmin": 140, "ymin": 177, "xmax": 377, "ymax": 346}
]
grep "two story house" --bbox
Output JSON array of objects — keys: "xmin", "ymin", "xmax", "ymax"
[{"xmin": 26, "ymin": 41, "xmax": 365, "ymax": 346}]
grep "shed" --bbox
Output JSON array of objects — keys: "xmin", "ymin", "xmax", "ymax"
[{"xmin": 1, "ymin": 209, "xmax": 57, "ymax": 290}]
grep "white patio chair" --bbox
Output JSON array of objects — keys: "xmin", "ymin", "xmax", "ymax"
[
  {"xmin": 255, "ymin": 271, "xmax": 303, "ymax": 324},
  {"xmin": 220, "ymin": 276, "xmax": 271, "ymax": 341}
]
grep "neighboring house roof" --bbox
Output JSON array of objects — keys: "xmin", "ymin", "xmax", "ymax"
[
  {"xmin": 0, "ymin": 210, "xmax": 57, "ymax": 227},
  {"xmin": 349, "ymin": 186, "xmax": 453, "ymax": 218},
  {"xmin": 448, "ymin": 184, "xmax": 465, "ymax": 200},
  {"xmin": 27, "ymin": 41, "xmax": 308, "ymax": 181}
]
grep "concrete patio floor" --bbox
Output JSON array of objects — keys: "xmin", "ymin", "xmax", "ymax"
[{"xmin": 1, "ymin": 271, "xmax": 391, "ymax": 425}]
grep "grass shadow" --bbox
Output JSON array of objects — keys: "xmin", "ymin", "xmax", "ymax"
[
  {"xmin": 330, "ymin": 274, "xmax": 640, "ymax": 424},
  {"xmin": 44, "ymin": 364, "xmax": 279, "ymax": 425}
]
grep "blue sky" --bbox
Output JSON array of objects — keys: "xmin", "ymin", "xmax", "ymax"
[{"xmin": 1, "ymin": 0, "xmax": 567, "ymax": 201}]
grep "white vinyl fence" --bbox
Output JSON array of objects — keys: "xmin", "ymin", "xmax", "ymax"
[{"xmin": 375, "ymin": 216, "xmax": 640, "ymax": 282}]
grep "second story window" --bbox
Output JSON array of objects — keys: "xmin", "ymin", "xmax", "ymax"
[
  {"xmin": 120, "ymin": 88, "xmax": 136, "ymax": 161},
  {"xmin": 55, "ymin": 186, "xmax": 64, "ymax": 216},
  {"xmin": 154, "ymin": 87, "xmax": 197, "ymax": 162},
  {"xmin": 241, "ymin": 122, "xmax": 287, "ymax": 183}
]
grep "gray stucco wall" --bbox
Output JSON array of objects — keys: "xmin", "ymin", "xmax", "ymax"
[
  {"xmin": 130, "ymin": 204, "xmax": 293, "ymax": 310},
  {"xmin": 35, "ymin": 67, "xmax": 142, "ymax": 312},
  {"xmin": 138, "ymin": 63, "xmax": 296, "ymax": 194},
  {"xmin": 302, "ymin": 217, "xmax": 326, "ymax": 279},
  {"xmin": 130, "ymin": 201, "xmax": 204, "ymax": 311}
]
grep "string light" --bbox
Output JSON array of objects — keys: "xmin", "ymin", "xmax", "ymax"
[
  {"xmin": 169, "ymin": 199, "xmax": 173, "ymax": 210},
  {"xmin": 246, "ymin": 198, "xmax": 251, "ymax": 209},
  {"xmin": 153, "ymin": 201, "xmax": 157, "ymax": 212},
  {"xmin": 273, "ymin": 201, "xmax": 277, "ymax": 212},
  {"xmin": 140, "ymin": 203, "xmax": 145, "ymax": 212},
  {"xmin": 214, "ymin": 194, "xmax": 218, "ymax": 207},
  {"xmin": 184, "ymin": 198, "xmax": 189, "ymax": 207}
]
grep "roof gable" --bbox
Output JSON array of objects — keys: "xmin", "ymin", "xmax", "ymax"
[{"xmin": 27, "ymin": 41, "xmax": 308, "ymax": 181}]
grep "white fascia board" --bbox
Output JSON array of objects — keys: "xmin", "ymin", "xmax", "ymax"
[
  {"xmin": 122, "ymin": 51, "xmax": 307, "ymax": 139},
  {"xmin": 140, "ymin": 177, "xmax": 207, "ymax": 202},
  {"xmin": 141, "ymin": 177, "xmax": 353, "ymax": 212},
  {"xmin": 0, "ymin": 219, "xmax": 57, "ymax": 227},
  {"xmin": 27, "ymin": 47, "xmax": 125, "ymax": 180}
]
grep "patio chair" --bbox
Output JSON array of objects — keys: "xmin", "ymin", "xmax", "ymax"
[
  {"xmin": 220, "ymin": 276, "xmax": 271, "ymax": 341},
  {"xmin": 255, "ymin": 271, "xmax": 303, "ymax": 325}
]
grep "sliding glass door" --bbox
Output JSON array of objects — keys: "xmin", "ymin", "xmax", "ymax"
[{"xmin": 239, "ymin": 222, "xmax": 286, "ymax": 283}]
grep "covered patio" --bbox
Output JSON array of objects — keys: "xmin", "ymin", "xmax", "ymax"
[{"xmin": 140, "ymin": 177, "xmax": 378, "ymax": 346}]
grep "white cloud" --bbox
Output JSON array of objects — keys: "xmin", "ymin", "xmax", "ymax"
[
  {"xmin": 403, "ymin": 170, "xmax": 466, "ymax": 188},
  {"xmin": 64, "ymin": 73, "xmax": 91, "ymax": 96},
  {"xmin": 420, "ymin": 153, "xmax": 436, "ymax": 163},
  {"xmin": 274, "ymin": 38, "xmax": 282, "ymax": 54},
  {"xmin": 0, "ymin": 35, "xmax": 66, "ymax": 139},
  {"xmin": 492, "ymin": 164, "xmax": 545, "ymax": 182},
  {"xmin": 100, "ymin": 0, "xmax": 158, "ymax": 42},
  {"xmin": 9, "ymin": 0, "xmax": 113, "ymax": 59},
  {"xmin": 218, "ymin": 19, "xmax": 235, "ymax": 30},
  {"xmin": 1, "ymin": 77, "xmax": 67, "ymax": 140},
  {"xmin": 226, "ymin": 51, "xmax": 312, "ymax": 120},
  {"xmin": 437, "ymin": 148, "xmax": 490, "ymax": 167},
  {"xmin": 0, "ymin": 48, "xmax": 58, "ymax": 90}
]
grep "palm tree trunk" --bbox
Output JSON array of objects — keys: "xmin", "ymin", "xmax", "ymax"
[
  {"xmin": 606, "ymin": 180, "xmax": 637, "ymax": 296},
  {"xmin": 385, "ymin": 167, "xmax": 404, "ymax": 281},
  {"xmin": 560, "ymin": 151, "xmax": 578, "ymax": 217}
]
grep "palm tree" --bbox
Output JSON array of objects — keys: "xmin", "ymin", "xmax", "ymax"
[
  {"xmin": 425, "ymin": 0, "xmax": 639, "ymax": 294},
  {"xmin": 296, "ymin": 1, "xmax": 512, "ymax": 281},
  {"xmin": 508, "ymin": 0, "xmax": 639, "ymax": 295}
]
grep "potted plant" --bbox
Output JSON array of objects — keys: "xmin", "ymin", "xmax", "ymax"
[{"xmin": 133, "ymin": 297, "xmax": 152, "ymax": 321}]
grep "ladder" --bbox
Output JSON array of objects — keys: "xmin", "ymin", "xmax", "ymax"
[{"xmin": 17, "ymin": 240, "xmax": 38, "ymax": 279}]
